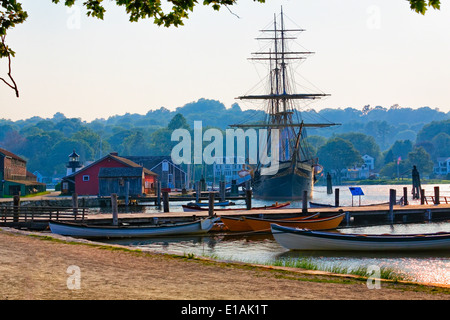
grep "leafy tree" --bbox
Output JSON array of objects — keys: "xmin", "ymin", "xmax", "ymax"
[
  {"xmin": 168, "ymin": 113, "xmax": 190, "ymax": 131},
  {"xmin": 407, "ymin": 146, "xmax": 434, "ymax": 175},
  {"xmin": 120, "ymin": 130, "xmax": 152, "ymax": 156},
  {"xmin": 335, "ymin": 132, "xmax": 382, "ymax": 168},
  {"xmin": 384, "ymin": 140, "xmax": 413, "ymax": 164},
  {"xmin": 416, "ymin": 119, "xmax": 450, "ymax": 142},
  {"xmin": 431, "ymin": 132, "xmax": 450, "ymax": 158},
  {"xmin": 316, "ymin": 137, "xmax": 362, "ymax": 180}
]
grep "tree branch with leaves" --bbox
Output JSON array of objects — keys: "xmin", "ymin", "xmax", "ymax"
[
  {"xmin": 0, "ymin": 0, "xmax": 443, "ymax": 97},
  {"xmin": 1, "ymin": 0, "xmax": 27, "ymax": 97}
]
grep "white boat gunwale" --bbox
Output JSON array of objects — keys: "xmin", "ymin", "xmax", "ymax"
[
  {"xmin": 271, "ymin": 225, "xmax": 450, "ymax": 243},
  {"xmin": 271, "ymin": 223, "xmax": 450, "ymax": 251}
]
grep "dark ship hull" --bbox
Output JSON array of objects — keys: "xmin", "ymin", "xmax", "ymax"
[{"xmin": 252, "ymin": 161, "xmax": 314, "ymax": 200}]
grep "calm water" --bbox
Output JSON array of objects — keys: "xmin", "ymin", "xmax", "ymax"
[{"xmin": 102, "ymin": 184, "xmax": 450, "ymax": 286}]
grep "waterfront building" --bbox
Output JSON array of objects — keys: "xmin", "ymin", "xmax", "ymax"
[
  {"xmin": 61, "ymin": 152, "xmax": 157, "ymax": 196},
  {"xmin": 124, "ymin": 156, "xmax": 187, "ymax": 190},
  {"xmin": 0, "ymin": 147, "xmax": 46, "ymax": 196},
  {"xmin": 434, "ymin": 157, "xmax": 450, "ymax": 177}
]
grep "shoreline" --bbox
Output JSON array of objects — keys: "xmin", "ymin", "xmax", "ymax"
[{"xmin": 0, "ymin": 227, "xmax": 449, "ymax": 300}]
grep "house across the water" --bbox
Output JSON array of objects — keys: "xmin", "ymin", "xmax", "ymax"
[
  {"xmin": 0, "ymin": 147, "xmax": 46, "ymax": 196},
  {"xmin": 123, "ymin": 156, "xmax": 187, "ymax": 189}
]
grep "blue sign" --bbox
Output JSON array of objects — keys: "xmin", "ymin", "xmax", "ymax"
[{"xmin": 349, "ymin": 187, "xmax": 364, "ymax": 196}]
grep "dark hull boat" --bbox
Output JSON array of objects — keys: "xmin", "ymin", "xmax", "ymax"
[
  {"xmin": 252, "ymin": 161, "xmax": 314, "ymax": 200},
  {"xmin": 230, "ymin": 7, "xmax": 338, "ymax": 201}
]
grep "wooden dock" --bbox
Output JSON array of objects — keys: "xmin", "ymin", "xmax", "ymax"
[
  {"xmin": 85, "ymin": 202, "xmax": 450, "ymax": 227},
  {"xmin": 1, "ymin": 193, "xmax": 450, "ymax": 230}
]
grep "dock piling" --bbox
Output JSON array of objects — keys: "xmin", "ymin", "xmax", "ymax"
[
  {"xmin": 389, "ymin": 189, "xmax": 396, "ymax": 223},
  {"xmin": 156, "ymin": 181, "xmax": 161, "ymax": 207},
  {"xmin": 302, "ymin": 190, "xmax": 308, "ymax": 214},
  {"xmin": 425, "ymin": 209, "xmax": 432, "ymax": 221},
  {"xmin": 111, "ymin": 193, "xmax": 118, "ymax": 226},
  {"xmin": 162, "ymin": 190, "xmax": 169, "ymax": 213},
  {"xmin": 245, "ymin": 189, "xmax": 252, "ymax": 210},
  {"xmin": 195, "ymin": 181, "xmax": 200, "ymax": 203},
  {"xmin": 72, "ymin": 193, "xmax": 78, "ymax": 219},
  {"xmin": 220, "ymin": 181, "xmax": 226, "ymax": 202},
  {"xmin": 13, "ymin": 194, "xmax": 20, "ymax": 223},
  {"xmin": 434, "ymin": 186, "xmax": 440, "ymax": 205},
  {"xmin": 208, "ymin": 192, "xmax": 215, "ymax": 217},
  {"xmin": 335, "ymin": 188, "xmax": 340, "ymax": 207},
  {"xmin": 403, "ymin": 187, "xmax": 408, "ymax": 206}
]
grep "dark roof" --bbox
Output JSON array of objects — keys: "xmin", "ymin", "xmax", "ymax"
[
  {"xmin": 0, "ymin": 147, "xmax": 26, "ymax": 163},
  {"xmin": 109, "ymin": 154, "xmax": 157, "ymax": 176},
  {"xmin": 98, "ymin": 167, "xmax": 144, "ymax": 178},
  {"xmin": 124, "ymin": 156, "xmax": 185, "ymax": 173},
  {"xmin": 68, "ymin": 150, "xmax": 79, "ymax": 158}
]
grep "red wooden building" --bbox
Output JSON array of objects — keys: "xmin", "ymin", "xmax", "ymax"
[{"xmin": 61, "ymin": 152, "xmax": 157, "ymax": 196}]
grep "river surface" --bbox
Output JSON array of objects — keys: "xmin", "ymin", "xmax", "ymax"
[{"xmin": 101, "ymin": 184, "xmax": 450, "ymax": 286}]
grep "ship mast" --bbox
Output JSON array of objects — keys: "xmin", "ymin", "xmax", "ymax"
[
  {"xmin": 230, "ymin": 7, "xmax": 338, "ymax": 164},
  {"xmin": 231, "ymin": 7, "xmax": 335, "ymax": 129}
]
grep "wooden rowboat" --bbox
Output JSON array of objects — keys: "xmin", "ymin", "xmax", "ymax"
[
  {"xmin": 185, "ymin": 200, "xmax": 235, "ymax": 208},
  {"xmin": 271, "ymin": 224, "xmax": 450, "ymax": 251},
  {"xmin": 309, "ymin": 202, "xmax": 335, "ymax": 208},
  {"xmin": 49, "ymin": 217, "xmax": 219, "ymax": 239},
  {"xmin": 220, "ymin": 213, "xmax": 320, "ymax": 232},
  {"xmin": 244, "ymin": 213, "xmax": 345, "ymax": 232},
  {"xmin": 182, "ymin": 201, "xmax": 291, "ymax": 212}
]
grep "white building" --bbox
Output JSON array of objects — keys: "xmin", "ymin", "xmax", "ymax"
[
  {"xmin": 362, "ymin": 154, "xmax": 375, "ymax": 170},
  {"xmin": 434, "ymin": 157, "xmax": 450, "ymax": 176},
  {"xmin": 213, "ymin": 156, "xmax": 246, "ymax": 182}
]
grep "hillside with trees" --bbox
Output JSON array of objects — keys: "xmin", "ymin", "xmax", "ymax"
[{"xmin": 0, "ymin": 98, "xmax": 448, "ymax": 182}]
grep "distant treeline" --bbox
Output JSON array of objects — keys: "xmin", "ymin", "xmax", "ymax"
[{"xmin": 0, "ymin": 98, "xmax": 449, "ymax": 179}]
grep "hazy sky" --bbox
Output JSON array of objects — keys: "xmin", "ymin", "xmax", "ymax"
[{"xmin": 1, "ymin": 0, "xmax": 449, "ymax": 122}]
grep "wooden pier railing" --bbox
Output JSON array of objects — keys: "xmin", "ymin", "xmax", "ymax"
[
  {"xmin": 424, "ymin": 196, "xmax": 450, "ymax": 205},
  {"xmin": 0, "ymin": 205, "xmax": 88, "ymax": 226}
]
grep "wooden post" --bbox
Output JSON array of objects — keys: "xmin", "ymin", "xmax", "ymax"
[
  {"xmin": 13, "ymin": 194, "xmax": 20, "ymax": 223},
  {"xmin": 425, "ymin": 209, "xmax": 432, "ymax": 221},
  {"xmin": 72, "ymin": 193, "xmax": 78, "ymax": 220},
  {"xmin": 302, "ymin": 190, "xmax": 308, "ymax": 214},
  {"xmin": 162, "ymin": 190, "xmax": 169, "ymax": 212},
  {"xmin": 245, "ymin": 189, "xmax": 252, "ymax": 210},
  {"xmin": 403, "ymin": 187, "xmax": 408, "ymax": 206},
  {"xmin": 208, "ymin": 192, "xmax": 215, "ymax": 217},
  {"xmin": 111, "ymin": 193, "xmax": 118, "ymax": 226},
  {"xmin": 220, "ymin": 181, "xmax": 226, "ymax": 202},
  {"xmin": 345, "ymin": 211, "xmax": 351, "ymax": 226},
  {"xmin": 434, "ymin": 186, "xmax": 440, "ymax": 205},
  {"xmin": 125, "ymin": 180, "xmax": 130, "ymax": 206},
  {"xmin": 421, "ymin": 189, "xmax": 425, "ymax": 205},
  {"xmin": 156, "ymin": 181, "xmax": 161, "ymax": 207},
  {"xmin": 195, "ymin": 181, "xmax": 200, "ymax": 203},
  {"xmin": 389, "ymin": 189, "xmax": 396, "ymax": 223},
  {"xmin": 326, "ymin": 173, "xmax": 332, "ymax": 194},
  {"xmin": 334, "ymin": 188, "xmax": 340, "ymax": 207}
]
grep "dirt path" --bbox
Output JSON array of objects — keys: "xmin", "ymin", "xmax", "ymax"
[{"xmin": 0, "ymin": 227, "xmax": 448, "ymax": 300}]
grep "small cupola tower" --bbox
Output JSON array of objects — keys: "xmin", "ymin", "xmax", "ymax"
[{"xmin": 67, "ymin": 149, "xmax": 83, "ymax": 175}]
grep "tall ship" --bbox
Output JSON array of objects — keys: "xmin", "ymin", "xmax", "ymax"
[{"xmin": 230, "ymin": 8, "xmax": 338, "ymax": 200}]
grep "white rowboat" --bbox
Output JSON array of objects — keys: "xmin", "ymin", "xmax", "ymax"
[
  {"xmin": 271, "ymin": 224, "xmax": 450, "ymax": 251},
  {"xmin": 49, "ymin": 217, "xmax": 219, "ymax": 239}
]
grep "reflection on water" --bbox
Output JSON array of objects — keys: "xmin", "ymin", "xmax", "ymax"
[
  {"xmin": 104, "ymin": 221, "xmax": 450, "ymax": 286},
  {"xmin": 101, "ymin": 184, "xmax": 450, "ymax": 286}
]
